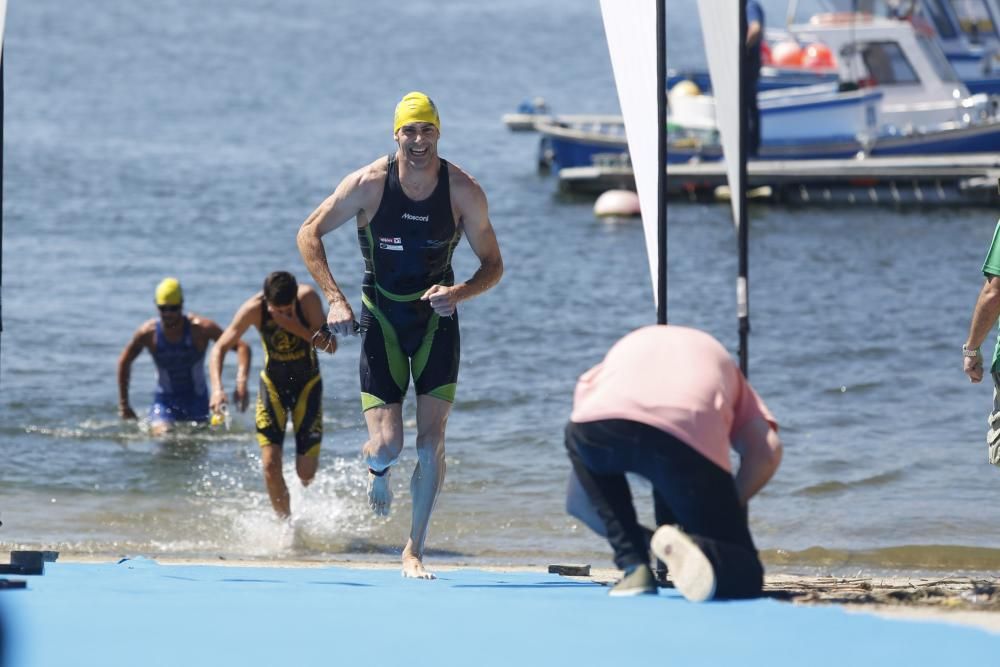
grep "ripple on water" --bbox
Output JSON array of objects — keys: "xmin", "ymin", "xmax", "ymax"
[
  {"xmin": 793, "ymin": 468, "xmax": 907, "ymax": 497},
  {"xmin": 819, "ymin": 381, "xmax": 884, "ymax": 396}
]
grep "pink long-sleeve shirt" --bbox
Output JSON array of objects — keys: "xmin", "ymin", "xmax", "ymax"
[{"xmin": 570, "ymin": 325, "xmax": 777, "ymax": 472}]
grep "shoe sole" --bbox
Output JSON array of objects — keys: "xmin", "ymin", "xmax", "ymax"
[{"xmin": 651, "ymin": 525, "xmax": 716, "ymax": 602}]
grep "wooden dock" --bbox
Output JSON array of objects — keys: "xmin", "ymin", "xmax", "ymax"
[{"xmin": 558, "ymin": 154, "xmax": 1000, "ymax": 205}]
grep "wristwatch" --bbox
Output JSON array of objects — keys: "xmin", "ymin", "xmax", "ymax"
[{"xmin": 963, "ymin": 344, "xmax": 982, "ymax": 358}]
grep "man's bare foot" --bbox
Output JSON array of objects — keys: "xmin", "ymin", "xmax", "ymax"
[
  {"xmin": 402, "ymin": 544, "xmax": 435, "ymax": 580},
  {"xmin": 367, "ymin": 468, "xmax": 392, "ymax": 516}
]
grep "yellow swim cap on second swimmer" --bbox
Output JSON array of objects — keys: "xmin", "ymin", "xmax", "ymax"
[
  {"xmin": 155, "ymin": 277, "xmax": 184, "ymax": 306},
  {"xmin": 393, "ymin": 91, "xmax": 440, "ymax": 134}
]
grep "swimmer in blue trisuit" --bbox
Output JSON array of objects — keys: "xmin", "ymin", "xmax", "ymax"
[
  {"xmin": 298, "ymin": 92, "xmax": 504, "ymax": 579},
  {"xmin": 209, "ymin": 271, "xmax": 335, "ymax": 519},
  {"xmin": 117, "ymin": 277, "xmax": 251, "ymax": 437}
]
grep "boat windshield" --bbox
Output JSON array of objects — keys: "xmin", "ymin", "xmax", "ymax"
[
  {"xmin": 847, "ymin": 41, "xmax": 920, "ymax": 84},
  {"xmin": 947, "ymin": 0, "xmax": 998, "ymax": 41},
  {"xmin": 915, "ymin": 33, "xmax": 961, "ymax": 81}
]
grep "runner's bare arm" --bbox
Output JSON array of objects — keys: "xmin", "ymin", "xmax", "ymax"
[
  {"xmin": 209, "ymin": 298, "xmax": 260, "ymax": 412},
  {"xmin": 117, "ymin": 323, "xmax": 153, "ymax": 419},
  {"xmin": 299, "ymin": 287, "xmax": 337, "ymax": 354},
  {"xmin": 732, "ymin": 416, "xmax": 783, "ymax": 506},
  {"xmin": 422, "ymin": 169, "xmax": 503, "ymax": 316},
  {"xmin": 964, "ymin": 275, "xmax": 1000, "ymax": 383},
  {"xmin": 747, "ymin": 18, "xmax": 762, "ymax": 48},
  {"xmin": 234, "ymin": 339, "xmax": 251, "ymax": 382},
  {"xmin": 201, "ymin": 317, "xmax": 253, "ymax": 411},
  {"xmin": 297, "ymin": 161, "xmax": 384, "ymax": 335}
]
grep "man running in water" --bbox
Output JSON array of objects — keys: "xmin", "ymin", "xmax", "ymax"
[
  {"xmin": 297, "ymin": 92, "xmax": 504, "ymax": 578},
  {"xmin": 209, "ymin": 271, "xmax": 335, "ymax": 519},
  {"xmin": 118, "ymin": 277, "xmax": 250, "ymax": 437}
]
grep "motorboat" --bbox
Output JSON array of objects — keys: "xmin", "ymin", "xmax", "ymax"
[{"xmin": 535, "ymin": 12, "xmax": 1000, "ymax": 170}]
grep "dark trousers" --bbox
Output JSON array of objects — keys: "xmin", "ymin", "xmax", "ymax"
[
  {"xmin": 746, "ymin": 74, "xmax": 761, "ymax": 157},
  {"xmin": 565, "ymin": 419, "xmax": 764, "ymax": 599}
]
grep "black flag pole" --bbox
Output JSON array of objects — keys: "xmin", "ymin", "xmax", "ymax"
[
  {"xmin": 738, "ymin": 3, "xmax": 750, "ymax": 376},
  {"xmin": 656, "ymin": 0, "xmax": 667, "ymax": 325}
]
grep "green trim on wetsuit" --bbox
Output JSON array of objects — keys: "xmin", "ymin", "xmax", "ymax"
[
  {"xmin": 427, "ymin": 383, "xmax": 457, "ymax": 403},
  {"xmin": 356, "ymin": 154, "xmax": 461, "ymax": 409},
  {"xmin": 361, "ymin": 392, "xmax": 386, "ymax": 411},
  {"xmin": 358, "ymin": 300, "xmax": 460, "ymax": 408},
  {"xmin": 376, "ymin": 284, "xmax": 428, "ymax": 302},
  {"xmin": 361, "ymin": 292, "xmax": 410, "ymax": 394},
  {"xmin": 411, "ymin": 311, "xmax": 441, "ymax": 382}
]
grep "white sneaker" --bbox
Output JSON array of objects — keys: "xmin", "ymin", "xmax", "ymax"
[{"xmin": 651, "ymin": 525, "xmax": 716, "ymax": 602}]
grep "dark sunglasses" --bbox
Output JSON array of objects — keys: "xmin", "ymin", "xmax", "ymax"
[{"xmin": 158, "ymin": 304, "xmax": 182, "ymax": 313}]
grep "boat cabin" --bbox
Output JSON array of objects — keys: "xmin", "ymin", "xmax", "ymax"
[{"xmin": 790, "ymin": 14, "xmax": 987, "ymax": 130}]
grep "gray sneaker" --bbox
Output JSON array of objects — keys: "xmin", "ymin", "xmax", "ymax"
[
  {"xmin": 651, "ymin": 525, "xmax": 716, "ymax": 602},
  {"xmin": 608, "ymin": 563, "xmax": 658, "ymax": 597}
]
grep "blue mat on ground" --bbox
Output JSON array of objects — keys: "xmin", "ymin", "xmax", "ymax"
[{"xmin": 1, "ymin": 560, "xmax": 996, "ymax": 666}]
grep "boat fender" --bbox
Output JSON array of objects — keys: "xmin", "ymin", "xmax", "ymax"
[
  {"xmin": 802, "ymin": 42, "xmax": 835, "ymax": 70},
  {"xmin": 594, "ymin": 190, "xmax": 641, "ymax": 220}
]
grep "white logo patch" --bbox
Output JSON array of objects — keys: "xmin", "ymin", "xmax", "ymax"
[
  {"xmin": 379, "ymin": 236, "xmax": 404, "ymax": 251},
  {"xmin": 401, "ymin": 212, "xmax": 429, "ymax": 222}
]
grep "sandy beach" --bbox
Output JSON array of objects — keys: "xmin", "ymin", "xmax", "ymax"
[{"xmin": 762, "ymin": 573, "xmax": 1000, "ymax": 634}]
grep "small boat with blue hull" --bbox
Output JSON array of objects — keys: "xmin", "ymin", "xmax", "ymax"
[
  {"xmin": 538, "ymin": 122, "xmax": 866, "ymax": 169},
  {"xmin": 538, "ymin": 83, "xmax": 884, "ymax": 169},
  {"xmin": 539, "ymin": 101, "xmax": 1000, "ymax": 170},
  {"xmin": 536, "ymin": 13, "xmax": 1000, "ymax": 171},
  {"xmin": 502, "ymin": 97, "xmax": 553, "ymax": 131}
]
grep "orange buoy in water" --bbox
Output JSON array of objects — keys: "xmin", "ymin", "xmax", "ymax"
[
  {"xmin": 771, "ymin": 41, "xmax": 803, "ymax": 68},
  {"xmin": 802, "ymin": 42, "xmax": 835, "ymax": 70},
  {"xmin": 594, "ymin": 190, "xmax": 640, "ymax": 221}
]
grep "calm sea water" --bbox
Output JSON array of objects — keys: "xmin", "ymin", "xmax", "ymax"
[{"xmin": 2, "ymin": 0, "xmax": 998, "ymax": 575}]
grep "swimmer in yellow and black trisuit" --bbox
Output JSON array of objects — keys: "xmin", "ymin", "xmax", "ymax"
[
  {"xmin": 209, "ymin": 271, "xmax": 335, "ymax": 518},
  {"xmin": 297, "ymin": 92, "xmax": 504, "ymax": 578}
]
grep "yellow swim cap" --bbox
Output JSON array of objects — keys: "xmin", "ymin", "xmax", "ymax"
[
  {"xmin": 393, "ymin": 91, "xmax": 440, "ymax": 134},
  {"xmin": 154, "ymin": 277, "xmax": 184, "ymax": 306}
]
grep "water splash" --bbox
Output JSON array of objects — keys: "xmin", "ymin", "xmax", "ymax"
[{"xmin": 188, "ymin": 454, "xmax": 379, "ymax": 558}]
